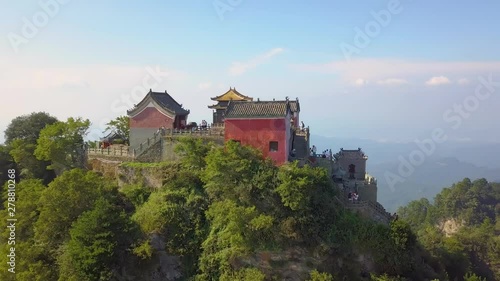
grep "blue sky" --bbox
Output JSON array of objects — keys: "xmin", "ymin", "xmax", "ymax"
[{"xmin": 1, "ymin": 0, "xmax": 500, "ymax": 144}]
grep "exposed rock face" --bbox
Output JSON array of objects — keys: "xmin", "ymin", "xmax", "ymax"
[
  {"xmin": 117, "ymin": 164, "xmax": 165, "ymax": 189},
  {"xmin": 437, "ymin": 218, "xmax": 464, "ymax": 237},
  {"xmin": 87, "ymin": 158, "xmax": 122, "ymax": 179},
  {"xmin": 87, "ymin": 158, "xmax": 179, "ymax": 190},
  {"xmin": 146, "ymin": 234, "xmax": 182, "ymax": 281}
]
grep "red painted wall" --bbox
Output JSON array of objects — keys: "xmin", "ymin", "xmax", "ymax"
[
  {"xmin": 224, "ymin": 118, "xmax": 289, "ymax": 165},
  {"xmin": 130, "ymin": 107, "xmax": 175, "ymax": 128}
]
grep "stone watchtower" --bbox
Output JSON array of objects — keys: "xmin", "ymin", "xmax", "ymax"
[{"xmin": 332, "ymin": 148, "xmax": 378, "ymax": 202}]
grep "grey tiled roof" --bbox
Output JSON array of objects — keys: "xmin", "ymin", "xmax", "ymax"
[
  {"xmin": 289, "ymin": 100, "xmax": 299, "ymax": 113},
  {"xmin": 127, "ymin": 90, "xmax": 189, "ymax": 116},
  {"xmin": 224, "ymin": 100, "xmax": 292, "ymax": 119},
  {"xmin": 150, "ymin": 92, "xmax": 189, "ymax": 115},
  {"xmin": 335, "ymin": 148, "xmax": 367, "ymax": 159}
]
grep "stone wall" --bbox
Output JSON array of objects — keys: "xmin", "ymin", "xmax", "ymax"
[
  {"xmin": 117, "ymin": 162, "xmax": 181, "ymax": 189},
  {"xmin": 357, "ymin": 182, "xmax": 377, "ymax": 203},
  {"xmin": 345, "ymin": 201, "xmax": 391, "ymax": 225},
  {"xmin": 136, "ymin": 139, "xmax": 163, "ymax": 163},
  {"xmin": 130, "ymin": 127, "xmax": 158, "ymax": 150},
  {"xmin": 87, "ymin": 158, "xmax": 123, "ymax": 180},
  {"xmin": 337, "ymin": 157, "xmax": 367, "ymax": 180}
]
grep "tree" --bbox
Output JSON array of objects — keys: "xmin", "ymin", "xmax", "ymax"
[
  {"xmin": 4, "ymin": 112, "xmax": 58, "ymax": 183},
  {"xmin": 201, "ymin": 140, "xmax": 277, "ymax": 205},
  {"xmin": 220, "ymin": 268, "xmax": 266, "ymax": 281},
  {"xmin": 308, "ymin": 270, "xmax": 334, "ymax": 281},
  {"xmin": 9, "ymin": 140, "xmax": 56, "ymax": 183},
  {"xmin": 104, "ymin": 116, "xmax": 129, "ymax": 142},
  {"xmin": 0, "ymin": 179, "xmax": 54, "ymax": 281},
  {"xmin": 174, "ymin": 137, "xmax": 212, "ymax": 172},
  {"xmin": 34, "ymin": 169, "xmax": 112, "ymax": 249},
  {"xmin": 4, "ymin": 112, "xmax": 58, "ymax": 144},
  {"xmin": 132, "ymin": 171, "xmax": 208, "ymax": 276},
  {"xmin": 199, "ymin": 200, "xmax": 263, "ymax": 279},
  {"xmin": 34, "ymin": 117, "xmax": 90, "ymax": 173},
  {"xmin": 464, "ymin": 272, "xmax": 486, "ymax": 281},
  {"xmin": 0, "ymin": 145, "xmax": 15, "ymax": 188},
  {"xmin": 275, "ymin": 162, "xmax": 337, "ymax": 243},
  {"xmin": 58, "ymin": 198, "xmax": 135, "ymax": 281}
]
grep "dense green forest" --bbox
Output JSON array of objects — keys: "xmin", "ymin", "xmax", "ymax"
[{"xmin": 0, "ymin": 112, "xmax": 498, "ymax": 281}]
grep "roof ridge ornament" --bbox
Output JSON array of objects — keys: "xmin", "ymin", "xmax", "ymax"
[{"xmin": 149, "ymin": 89, "xmax": 152, "ymax": 93}]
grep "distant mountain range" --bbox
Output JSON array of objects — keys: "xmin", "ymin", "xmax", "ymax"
[{"xmin": 312, "ymin": 135, "xmax": 500, "ymax": 212}]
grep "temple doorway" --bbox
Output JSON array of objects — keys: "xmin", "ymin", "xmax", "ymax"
[{"xmin": 349, "ymin": 164, "xmax": 356, "ymax": 179}]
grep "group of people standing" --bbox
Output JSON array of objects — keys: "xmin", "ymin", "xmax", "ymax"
[
  {"xmin": 200, "ymin": 120, "xmax": 208, "ymax": 129},
  {"xmin": 348, "ymin": 191, "xmax": 359, "ymax": 203},
  {"xmin": 309, "ymin": 145, "xmax": 333, "ymax": 160}
]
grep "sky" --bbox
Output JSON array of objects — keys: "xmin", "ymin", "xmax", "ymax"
[{"xmin": 1, "ymin": 0, "xmax": 500, "ymax": 145}]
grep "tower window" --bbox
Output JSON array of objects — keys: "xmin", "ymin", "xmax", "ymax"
[{"xmin": 269, "ymin": 141, "xmax": 279, "ymax": 152}]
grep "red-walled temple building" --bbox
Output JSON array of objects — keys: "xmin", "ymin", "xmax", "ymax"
[
  {"xmin": 223, "ymin": 99, "xmax": 292, "ymax": 164},
  {"xmin": 127, "ymin": 89, "xmax": 190, "ymax": 148},
  {"xmin": 222, "ymin": 96, "xmax": 302, "ymax": 165}
]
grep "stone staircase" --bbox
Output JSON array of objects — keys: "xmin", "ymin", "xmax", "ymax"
[{"xmin": 130, "ymin": 131, "xmax": 164, "ymax": 158}]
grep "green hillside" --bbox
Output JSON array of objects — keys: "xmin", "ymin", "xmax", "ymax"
[{"xmin": 0, "ymin": 114, "xmax": 498, "ymax": 280}]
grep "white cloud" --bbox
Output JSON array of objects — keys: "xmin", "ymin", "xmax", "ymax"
[
  {"xmin": 198, "ymin": 82, "xmax": 212, "ymax": 90},
  {"xmin": 425, "ymin": 76, "xmax": 451, "ymax": 86},
  {"xmin": 354, "ymin": 78, "xmax": 368, "ymax": 86},
  {"xmin": 292, "ymin": 59, "xmax": 500, "ymax": 86},
  {"xmin": 457, "ymin": 78, "xmax": 470, "ymax": 85},
  {"xmin": 229, "ymin": 48, "xmax": 284, "ymax": 76},
  {"xmin": 377, "ymin": 78, "xmax": 408, "ymax": 85}
]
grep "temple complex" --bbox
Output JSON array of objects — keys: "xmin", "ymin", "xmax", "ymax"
[{"xmin": 89, "ymin": 87, "xmax": 390, "ymax": 224}]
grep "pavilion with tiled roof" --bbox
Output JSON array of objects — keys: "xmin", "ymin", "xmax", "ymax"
[
  {"xmin": 127, "ymin": 89, "xmax": 190, "ymax": 149},
  {"xmin": 128, "ymin": 89, "xmax": 190, "ymax": 117},
  {"xmin": 208, "ymin": 87, "xmax": 253, "ymax": 125}
]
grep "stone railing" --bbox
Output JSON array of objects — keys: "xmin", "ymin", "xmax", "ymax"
[
  {"xmin": 162, "ymin": 126, "xmax": 225, "ymax": 136},
  {"xmin": 210, "ymin": 123, "xmax": 225, "ymax": 128},
  {"xmin": 337, "ymin": 187, "xmax": 391, "ymax": 224},
  {"xmin": 87, "ymin": 146, "xmax": 131, "ymax": 157},
  {"xmin": 344, "ymin": 199, "xmax": 391, "ymax": 224},
  {"xmin": 294, "ymin": 126, "xmax": 309, "ymax": 139}
]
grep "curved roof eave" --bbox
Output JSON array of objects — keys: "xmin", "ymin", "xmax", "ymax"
[{"xmin": 127, "ymin": 98, "xmax": 176, "ymax": 118}]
